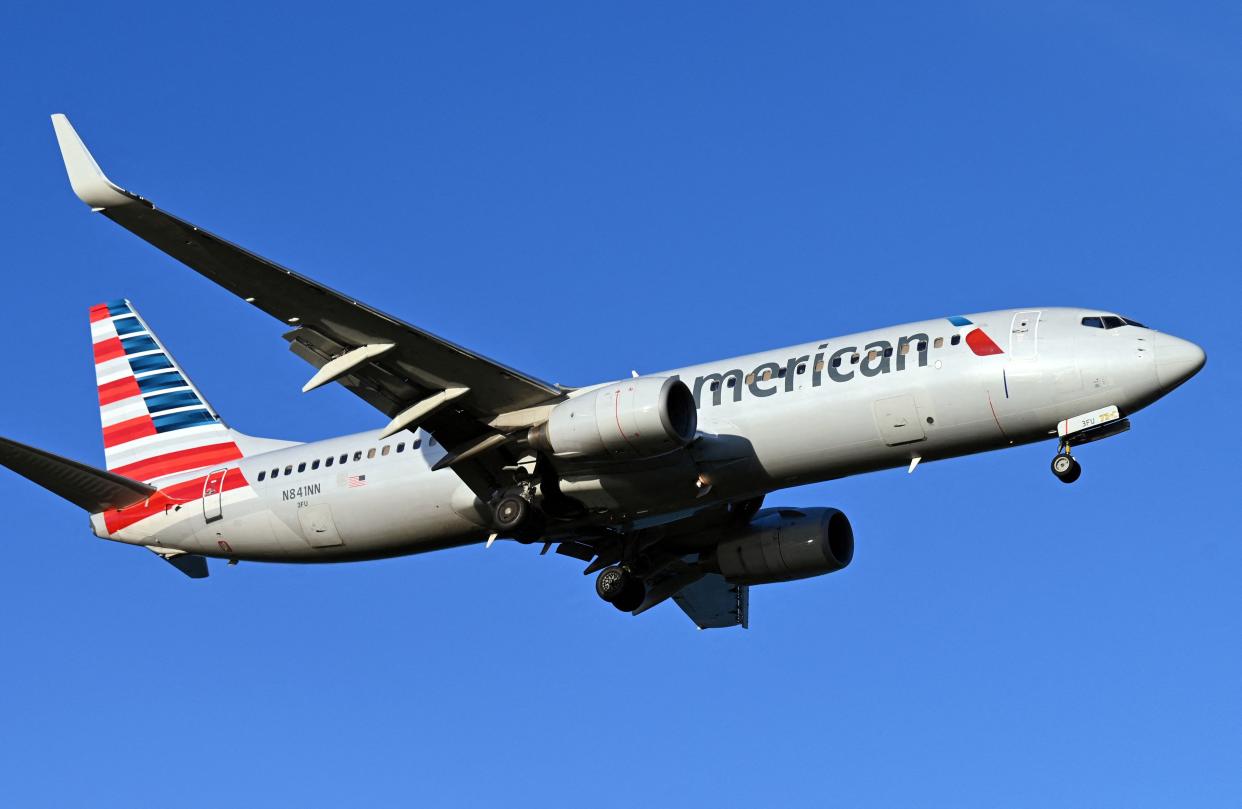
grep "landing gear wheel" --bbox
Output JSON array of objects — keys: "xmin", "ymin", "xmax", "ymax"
[
  {"xmin": 612, "ymin": 577, "xmax": 646, "ymax": 613},
  {"xmin": 1051, "ymin": 453, "xmax": 1081, "ymax": 484},
  {"xmin": 595, "ymin": 566, "xmax": 629, "ymax": 602},
  {"xmin": 493, "ymin": 495, "xmax": 529, "ymax": 532}
]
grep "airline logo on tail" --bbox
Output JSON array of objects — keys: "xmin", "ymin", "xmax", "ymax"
[{"xmin": 90, "ymin": 298, "xmax": 243, "ymax": 482}]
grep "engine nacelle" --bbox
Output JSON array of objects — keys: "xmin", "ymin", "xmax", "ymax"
[
  {"xmin": 529, "ymin": 376, "xmax": 697, "ymax": 460},
  {"xmin": 712, "ymin": 507, "xmax": 854, "ymax": 584}
]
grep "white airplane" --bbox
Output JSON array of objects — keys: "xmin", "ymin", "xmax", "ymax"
[{"xmin": 0, "ymin": 115, "xmax": 1206, "ymax": 629}]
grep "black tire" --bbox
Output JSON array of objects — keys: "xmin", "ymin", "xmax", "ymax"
[
  {"xmin": 612, "ymin": 577, "xmax": 646, "ymax": 613},
  {"xmin": 1051, "ymin": 454, "xmax": 1081, "ymax": 483},
  {"xmin": 493, "ymin": 496, "xmax": 528, "ymax": 531},
  {"xmin": 595, "ymin": 566, "xmax": 629, "ymax": 603}
]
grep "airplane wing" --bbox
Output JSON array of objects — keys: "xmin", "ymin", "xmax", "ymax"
[
  {"xmin": 673, "ymin": 574, "xmax": 748, "ymax": 629},
  {"xmin": 51, "ymin": 114, "xmax": 566, "ymax": 499}
]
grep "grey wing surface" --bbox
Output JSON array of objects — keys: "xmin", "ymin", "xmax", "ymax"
[
  {"xmin": 673, "ymin": 574, "xmax": 749, "ymax": 629},
  {"xmin": 51, "ymin": 114, "xmax": 565, "ymax": 499}
]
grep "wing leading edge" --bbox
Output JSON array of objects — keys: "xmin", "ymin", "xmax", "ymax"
[{"xmin": 51, "ymin": 114, "xmax": 566, "ymax": 499}]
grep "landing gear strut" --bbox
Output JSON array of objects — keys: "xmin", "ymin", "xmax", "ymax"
[
  {"xmin": 1051, "ymin": 446, "xmax": 1081, "ymax": 484},
  {"xmin": 595, "ymin": 566, "xmax": 646, "ymax": 613}
]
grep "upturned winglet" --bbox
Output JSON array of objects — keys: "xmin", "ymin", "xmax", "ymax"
[{"xmin": 50, "ymin": 113, "xmax": 141, "ymax": 211}]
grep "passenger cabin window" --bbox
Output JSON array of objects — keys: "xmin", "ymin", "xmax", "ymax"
[
  {"xmin": 339, "ymin": 454, "xmax": 348, "ymax": 464},
  {"xmin": 382, "ymin": 445, "xmax": 391, "ymax": 457},
  {"xmin": 899, "ymin": 343, "xmax": 910, "ymax": 355},
  {"xmin": 396, "ymin": 442, "xmax": 405, "ymax": 453},
  {"xmin": 933, "ymin": 337, "xmax": 944, "ymax": 349},
  {"xmin": 326, "ymin": 456, "xmax": 334, "ymax": 467},
  {"xmin": 883, "ymin": 347, "xmax": 893, "ymax": 358},
  {"xmin": 367, "ymin": 448, "xmax": 376, "ymax": 460},
  {"xmin": 297, "ymin": 462, "xmax": 306, "ymax": 473},
  {"xmin": 951, "ymin": 334, "xmax": 961, "ymax": 346},
  {"xmin": 311, "ymin": 460, "xmax": 320, "ymax": 470},
  {"xmin": 850, "ymin": 354, "xmax": 860, "ymax": 365},
  {"xmin": 353, "ymin": 451, "xmax": 362, "ymax": 462},
  {"xmin": 257, "ymin": 470, "xmax": 266, "ymax": 481},
  {"xmin": 284, "ymin": 465, "xmax": 293, "ymax": 475},
  {"xmin": 271, "ymin": 468, "xmax": 279, "ymax": 478},
  {"xmin": 917, "ymin": 341, "xmax": 928, "ymax": 352}
]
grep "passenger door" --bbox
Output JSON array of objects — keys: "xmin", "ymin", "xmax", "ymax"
[
  {"xmin": 203, "ymin": 468, "xmax": 227, "ymax": 523},
  {"xmin": 1010, "ymin": 310, "xmax": 1041, "ymax": 360}
]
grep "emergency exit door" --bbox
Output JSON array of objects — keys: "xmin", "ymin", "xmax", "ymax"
[{"xmin": 203, "ymin": 468, "xmax": 227, "ymax": 523}]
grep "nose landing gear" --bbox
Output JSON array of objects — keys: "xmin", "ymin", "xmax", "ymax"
[
  {"xmin": 1051, "ymin": 447, "xmax": 1081, "ymax": 484},
  {"xmin": 596, "ymin": 566, "xmax": 646, "ymax": 612}
]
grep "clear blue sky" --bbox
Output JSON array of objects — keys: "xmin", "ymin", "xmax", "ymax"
[{"xmin": 0, "ymin": 3, "xmax": 1237, "ymax": 806}]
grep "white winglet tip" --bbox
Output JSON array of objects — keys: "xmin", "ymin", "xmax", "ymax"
[{"xmin": 50, "ymin": 114, "xmax": 134, "ymax": 210}]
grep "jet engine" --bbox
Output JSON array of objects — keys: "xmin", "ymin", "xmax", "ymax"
[
  {"xmin": 529, "ymin": 376, "xmax": 697, "ymax": 460},
  {"xmin": 709, "ymin": 507, "xmax": 854, "ymax": 584}
]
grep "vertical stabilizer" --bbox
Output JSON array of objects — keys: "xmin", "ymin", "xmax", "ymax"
[{"xmin": 90, "ymin": 299, "xmax": 244, "ymax": 484}]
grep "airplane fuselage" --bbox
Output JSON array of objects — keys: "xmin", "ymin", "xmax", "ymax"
[{"xmin": 89, "ymin": 306, "xmax": 1203, "ymax": 563}]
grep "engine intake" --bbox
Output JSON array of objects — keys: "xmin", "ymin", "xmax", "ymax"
[
  {"xmin": 712, "ymin": 507, "xmax": 854, "ymax": 584},
  {"xmin": 529, "ymin": 376, "xmax": 697, "ymax": 460}
]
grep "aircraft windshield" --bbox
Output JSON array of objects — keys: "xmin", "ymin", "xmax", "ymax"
[{"xmin": 1082, "ymin": 315, "xmax": 1147, "ymax": 330}]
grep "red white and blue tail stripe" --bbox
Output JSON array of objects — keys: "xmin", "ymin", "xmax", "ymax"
[{"xmin": 91, "ymin": 299, "xmax": 243, "ymax": 483}]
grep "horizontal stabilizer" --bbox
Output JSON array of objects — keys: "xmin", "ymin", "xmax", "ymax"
[
  {"xmin": 147, "ymin": 547, "xmax": 210, "ymax": 578},
  {"xmin": 0, "ymin": 436, "xmax": 156, "ymax": 513}
]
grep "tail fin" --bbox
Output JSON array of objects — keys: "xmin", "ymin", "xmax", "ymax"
[{"xmin": 91, "ymin": 298, "xmax": 244, "ymax": 483}]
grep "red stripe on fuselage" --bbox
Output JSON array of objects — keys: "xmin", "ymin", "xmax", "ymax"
[
  {"xmin": 103, "ymin": 467, "xmax": 251, "ymax": 534},
  {"xmin": 111, "ymin": 442, "xmax": 243, "ymax": 482},
  {"xmin": 98, "ymin": 376, "xmax": 142, "ymax": 406},
  {"xmin": 93, "ymin": 337, "xmax": 125, "ymax": 364},
  {"xmin": 102, "ymin": 415, "xmax": 157, "ymax": 447}
]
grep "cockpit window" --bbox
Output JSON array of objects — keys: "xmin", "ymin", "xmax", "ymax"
[{"xmin": 1083, "ymin": 315, "xmax": 1147, "ymax": 330}]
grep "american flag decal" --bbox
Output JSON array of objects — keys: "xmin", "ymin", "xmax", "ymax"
[{"xmin": 347, "ymin": 474, "xmax": 367, "ymax": 488}]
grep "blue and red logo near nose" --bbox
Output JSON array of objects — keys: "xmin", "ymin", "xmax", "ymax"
[{"xmin": 948, "ymin": 316, "xmax": 1004, "ymax": 356}]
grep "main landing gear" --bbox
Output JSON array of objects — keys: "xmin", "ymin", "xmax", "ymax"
[
  {"xmin": 1051, "ymin": 446, "xmax": 1081, "ymax": 484},
  {"xmin": 493, "ymin": 495, "xmax": 529, "ymax": 532},
  {"xmin": 596, "ymin": 566, "xmax": 646, "ymax": 613}
]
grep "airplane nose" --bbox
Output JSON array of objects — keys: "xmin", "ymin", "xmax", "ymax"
[{"xmin": 1153, "ymin": 333, "xmax": 1206, "ymax": 392}]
